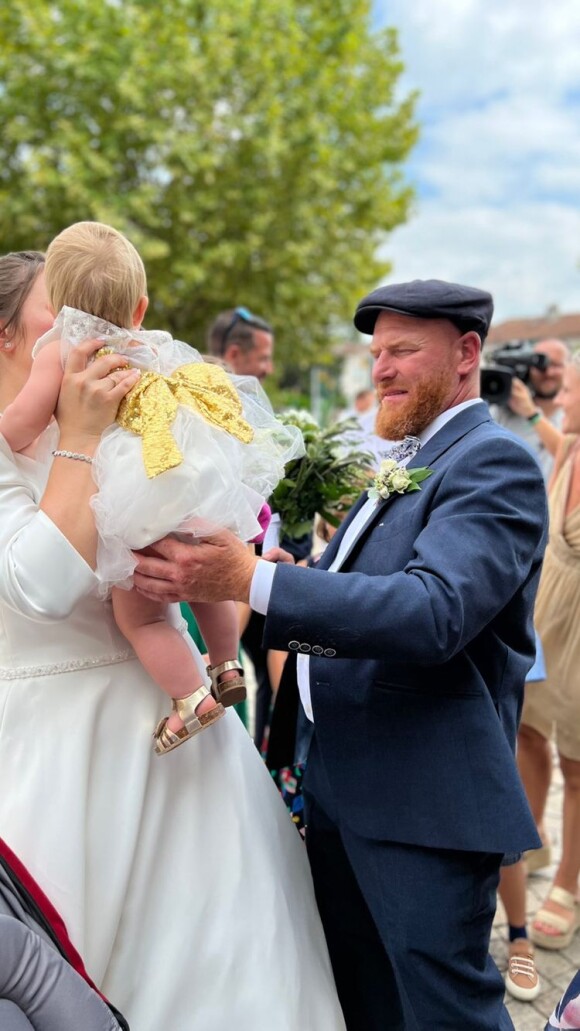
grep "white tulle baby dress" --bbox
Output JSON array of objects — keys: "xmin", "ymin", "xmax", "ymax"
[{"xmin": 33, "ymin": 307, "xmax": 304, "ymax": 592}]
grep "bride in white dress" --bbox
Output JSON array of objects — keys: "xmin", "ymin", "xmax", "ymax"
[{"xmin": 0, "ymin": 251, "xmax": 345, "ymax": 1031}]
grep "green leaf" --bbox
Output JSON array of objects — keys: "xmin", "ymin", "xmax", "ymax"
[{"xmin": 409, "ymin": 468, "xmax": 434, "ymax": 484}]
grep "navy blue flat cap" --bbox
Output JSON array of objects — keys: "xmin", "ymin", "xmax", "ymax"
[{"xmin": 353, "ymin": 279, "xmax": 494, "ymax": 340}]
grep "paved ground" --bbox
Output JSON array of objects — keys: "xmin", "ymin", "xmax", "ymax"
[
  {"xmin": 245, "ymin": 665, "xmax": 575, "ymax": 1029},
  {"xmin": 492, "ymin": 755, "xmax": 577, "ymax": 1030}
]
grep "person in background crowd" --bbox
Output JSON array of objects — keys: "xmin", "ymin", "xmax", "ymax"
[
  {"xmin": 341, "ymin": 387, "xmax": 377, "ymax": 421},
  {"xmin": 497, "ymin": 638, "xmax": 546, "ymax": 1004},
  {"xmin": 499, "ymin": 860, "xmax": 541, "ymax": 1003},
  {"xmin": 353, "ymin": 387, "xmax": 376, "ymax": 415},
  {"xmin": 133, "ymin": 278, "xmax": 548, "ymax": 1031},
  {"xmin": 207, "ymin": 306, "xmax": 274, "ymax": 382},
  {"xmin": 490, "ymin": 339, "xmax": 569, "ymax": 482},
  {"xmin": 518, "ymin": 354, "xmax": 580, "ymax": 953}
]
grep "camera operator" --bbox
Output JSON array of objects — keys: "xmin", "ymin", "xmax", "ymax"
[{"xmin": 491, "ymin": 339, "xmax": 569, "ymax": 481}]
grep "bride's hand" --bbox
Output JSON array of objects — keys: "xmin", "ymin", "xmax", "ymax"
[{"xmin": 56, "ymin": 338, "xmax": 141, "ymax": 446}]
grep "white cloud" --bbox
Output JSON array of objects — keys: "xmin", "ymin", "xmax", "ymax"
[
  {"xmin": 373, "ymin": 0, "xmax": 580, "ymax": 320},
  {"xmin": 381, "ymin": 0, "xmax": 580, "ymax": 106},
  {"xmin": 383, "ymin": 202, "xmax": 580, "ymax": 320}
]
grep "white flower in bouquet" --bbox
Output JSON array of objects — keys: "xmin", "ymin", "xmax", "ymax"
[{"xmin": 270, "ymin": 410, "xmax": 374, "ymax": 539}]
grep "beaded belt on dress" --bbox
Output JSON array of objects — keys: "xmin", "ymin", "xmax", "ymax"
[{"xmin": 0, "ymin": 649, "xmax": 135, "ymax": 680}]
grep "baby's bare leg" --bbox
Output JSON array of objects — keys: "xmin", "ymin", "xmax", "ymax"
[
  {"xmin": 191, "ymin": 600, "xmax": 245, "ymax": 703},
  {"xmin": 192, "ymin": 600, "xmax": 239, "ymax": 666},
  {"xmin": 112, "ymin": 587, "xmax": 218, "ymax": 732}
]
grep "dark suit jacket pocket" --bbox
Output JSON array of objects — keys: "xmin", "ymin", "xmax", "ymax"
[{"xmin": 373, "ymin": 679, "xmax": 482, "ymax": 700}]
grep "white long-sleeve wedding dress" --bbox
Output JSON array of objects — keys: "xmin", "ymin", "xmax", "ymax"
[{"xmin": 0, "ymin": 431, "xmax": 345, "ymax": 1031}]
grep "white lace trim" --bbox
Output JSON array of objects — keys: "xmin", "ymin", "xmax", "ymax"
[{"xmin": 0, "ymin": 649, "xmax": 135, "ymax": 680}]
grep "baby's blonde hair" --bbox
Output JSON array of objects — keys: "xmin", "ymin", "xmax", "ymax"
[{"xmin": 45, "ymin": 221, "xmax": 147, "ymax": 328}]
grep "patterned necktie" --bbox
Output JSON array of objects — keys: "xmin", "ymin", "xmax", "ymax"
[{"xmin": 381, "ymin": 435, "xmax": 422, "ymax": 464}]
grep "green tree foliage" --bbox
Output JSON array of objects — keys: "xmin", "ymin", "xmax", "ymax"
[{"xmin": 0, "ymin": 0, "xmax": 417, "ymax": 382}]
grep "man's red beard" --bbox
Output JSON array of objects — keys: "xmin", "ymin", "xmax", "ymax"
[{"xmin": 375, "ymin": 369, "xmax": 455, "ymax": 440}]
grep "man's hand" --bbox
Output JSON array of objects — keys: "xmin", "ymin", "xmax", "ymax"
[
  {"xmin": 507, "ymin": 377, "xmax": 537, "ymax": 418},
  {"xmin": 132, "ymin": 530, "xmax": 259, "ymax": 604}
]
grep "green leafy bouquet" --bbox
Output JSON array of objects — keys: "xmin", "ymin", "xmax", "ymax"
[{"xmin": 270, "ymin": 409, "xmax": 374, "ymax": 539}]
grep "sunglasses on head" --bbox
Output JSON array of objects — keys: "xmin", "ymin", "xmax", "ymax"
[{"xmin": 221, "ymin": 306, "xmax": 261, "ymax": 347}]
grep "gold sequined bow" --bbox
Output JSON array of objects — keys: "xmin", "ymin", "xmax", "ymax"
[{"xmin": 116, "ymin": 362, "xmax": 254, "ymax": 478}]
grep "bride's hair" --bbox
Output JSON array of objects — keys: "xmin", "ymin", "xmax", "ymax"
[
  {"xmin": 0, "ymin": 251, "xmax": 46, "ymax": 345},
  {"xmin": 45, "ymin": 221, "xmax": 147, "ymax": 329}
]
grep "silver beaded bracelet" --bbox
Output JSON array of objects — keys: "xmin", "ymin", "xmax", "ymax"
[{"xmin": 51, "ymin": 449, "xmax": 94, "ymax": 464}]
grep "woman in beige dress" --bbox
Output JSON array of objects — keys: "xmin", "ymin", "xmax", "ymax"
[{"xmin": 518, "ymin": 355, "xmax": 580, "ymax": 949}]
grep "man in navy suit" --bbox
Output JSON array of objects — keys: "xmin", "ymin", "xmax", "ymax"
[{"xmin": 134, "ymin": 280, "xmax": 548, "ymax": 1030}]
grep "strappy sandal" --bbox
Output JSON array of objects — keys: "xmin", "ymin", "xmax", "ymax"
[
  {"xmin": 207, "ymin": 660, "xmax": 247, "ymax": 707},
  {"xmin": 530, "ymin": 885, "xmax": 580, "ymax": 950},
  {"xmin": 153, "ymin": 685, "xmax": 225, "ymax": 756}
]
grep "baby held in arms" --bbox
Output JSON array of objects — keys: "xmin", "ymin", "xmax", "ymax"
[{"xmin": 0, "ymin": 222, "xmax": 302, "ymax": 753}]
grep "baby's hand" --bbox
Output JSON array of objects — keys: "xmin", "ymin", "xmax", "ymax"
[{"xmin": 261, "ymin": 546, "xmax": 295, "ymax": 565}]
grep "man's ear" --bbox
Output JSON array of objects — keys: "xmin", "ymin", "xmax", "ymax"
[
  {"xmin": 457, "ymin": 331, "xmax": 481, "ymax": 375},
  {"xmin": 223, "ymin": 342, "xmax": 241, "ymax": 364},
  {"xmin": 133, "ymin": 295, "xmax": 148, "ymax": 328}
]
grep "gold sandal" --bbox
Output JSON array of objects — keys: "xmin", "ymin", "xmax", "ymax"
[
  {"xmin": 207, "ymin": 660, "xmax": 247, "ymax": 707},
  {"xmin": 153, "ymin": 685, "xmax": 225, "ymax": 756}
]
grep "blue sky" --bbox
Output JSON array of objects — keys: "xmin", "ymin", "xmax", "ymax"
[{"xmin": 373, "ymin": 0, "xmax": 580, "ymax": 322}]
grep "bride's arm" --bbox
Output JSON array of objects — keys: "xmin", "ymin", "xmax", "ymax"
[
  {"xmin": 39, "ymin": 341, "xmax": 140, "ymax": 567},
  {"xmin": 0, "ymin": 439, "xmax": 101, "ymax": 620},
  {"xmin": 0, "ymin": 341, "xmax": 139, "ymax": 620}
]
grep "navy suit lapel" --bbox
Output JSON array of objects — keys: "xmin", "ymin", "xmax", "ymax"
[{"xmin": 408, "ymin": 401, "xmax": 491, "ymax": 470}]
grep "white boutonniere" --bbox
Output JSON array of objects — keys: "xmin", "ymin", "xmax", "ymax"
[{"xmin": 368, "ymin": 459, "xmax": 433, "ymax": 504}]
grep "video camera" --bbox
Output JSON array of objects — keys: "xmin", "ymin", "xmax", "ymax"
[{"xmin": 481, "ymin": 341, "xmax": 550, "ymax": 405}]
